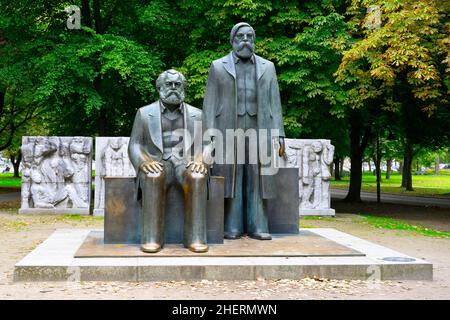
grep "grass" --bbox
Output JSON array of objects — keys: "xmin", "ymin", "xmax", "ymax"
[
  {"xmin": 302, "ymin": 216, "xmax": 336, "ymax": 222},
  {"xmin": 354, "ymin": 214, "xmax": 450, "ymax": 238},
  {"xmin": 0, "ymin": 213, "xmax": 104, "ymax": 232},
  {"xmin": 331, "ymin": 172, "xmax": 450, "ymax": 198},
  {"xmin": 301, "ymin": 214, "xmax": 450, "ymax": 238},
  {"xmin": 0, "ymin": 173, "xmax": 21, "ymax": 191},
  {"xmin": 0, "ymin": 219, "xmax": 29, "ymax": 231},
  {"xmin": 52, "ymin": 214, "xmax": 104, "ymax": 222},
  {"xmin": 0, "ymin": 172, "xmax": 96, "ymax": 192}
]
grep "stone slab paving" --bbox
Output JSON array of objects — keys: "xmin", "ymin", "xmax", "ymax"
[{"xmin": 14, "ymin": 228, "xmax": 432, "ymax": 282}]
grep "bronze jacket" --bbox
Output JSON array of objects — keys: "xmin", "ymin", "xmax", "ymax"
[
  {"xmin": 202, "ymin": 52, "xmax": 285, "ymax": 199},
  {"xmin": 128, "ymin": 101, "xmax": 204, "ymax": 175}
]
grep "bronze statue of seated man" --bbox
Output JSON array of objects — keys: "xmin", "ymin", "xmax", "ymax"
[{"xmin": 128, "ymin": 69, "xmax": 209, "ymax": 253}]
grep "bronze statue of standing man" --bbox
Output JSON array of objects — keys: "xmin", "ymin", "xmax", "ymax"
[{"xmin": 203, "ymin": 23, "xmax": 286, "ymax": 240}]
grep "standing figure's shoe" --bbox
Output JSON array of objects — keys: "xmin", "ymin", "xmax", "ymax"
[
  {"xmin": 248, "ymin": 232, "xmax": 272, "ymax": 240},
  {"xmin": 141, "ymin": 243, "xmax": 162, "ymax": 253},
  {"xmin": 224, "ymin": 231, "xmax": 243, "ymax": 239},
  {"xmin": 187, "ymin": 243, "xmax": 209, "ymax": 253}
]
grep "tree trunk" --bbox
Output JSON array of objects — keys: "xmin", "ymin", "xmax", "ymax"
[
  {"xmin": 386, "ymin": 159, "xmax": 392, "ymax": 179},
  {"xmin": 0, "ymin": 31, "xmax": 5, "ymax": 45},
  {"xmin": 345, "ymin": 111, "xmax": 371, "ymax": 202},
  {"xmin": 375, "ymin": 133, "xmax": 381, "ymax": 203},
  {"xmin": 93, "ymin": 0, "xmax": 103, "ymax": 34},
  {"xmin": 373, "ymin": 156, "xmax": 381, "ymax": 181},
  {"xmin": 401, "ymin": 141, "xmax": 414, "ymax": 191},
  {"xmin": 333, "ymin": 158, "xmax": 341, "ymax": 181},
  {"xmin": 93, "ymin": 65, "xmax": 107, "ymax": 135},
  {"xmin": 372, "ymin": 156, "xmax": 377, "ymax": 176},
  {"xmin": 91, "ymin": 0, "xmax": 106, "ymax": 135},
  {"xmin": 373, "ymin": 156, "xmax": 382, "ymax": 181},
  {"xmin": 367, "ymin": 161, "xmax": 371, "ymax": 172},
  {"xmin": 347, "ymin": 155, "xmax": 363, "ymax": 202},
  {"xmin": 98, "ymin": 107, "xmax": 108, "ymax": 135},
  {"xmin": 340, "ymin": 159, "xmax": 344, "ymax": 176},
  {"xmin": 0, "ymin": 90, "xmax": 4, "ymax": 115},
  {"xmin": 435, "ymin": 155, "xmax": 440, "ymax": 174},
  {"xmin": 81, "ymin": 0, "xmax": 92, "ymax": 28},
  {"xmin": 9, "ymin": 151, "xmax": 21, "ymax": 178}
]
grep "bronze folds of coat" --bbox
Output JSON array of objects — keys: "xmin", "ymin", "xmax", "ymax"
[
  {"xmin": 128, "ymin": 101, "xmax": 208, "ymax": 253},
  {"xmin": 202, "ymin": 52, "xmax": 285, "ymax": 199}
]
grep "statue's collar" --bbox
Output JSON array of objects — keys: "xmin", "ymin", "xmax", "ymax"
[
  {"xmin": 232, "ymin": 52, "xmax": 255, "ymax": 64},
  {"xmin": 159, "ymin": 100, "xmax": 184, "ymax": 114}
]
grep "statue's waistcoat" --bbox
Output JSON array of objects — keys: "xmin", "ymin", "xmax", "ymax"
[{"xmin": 160, "ymin": 105, "xmax": 184, "ymax": 161}]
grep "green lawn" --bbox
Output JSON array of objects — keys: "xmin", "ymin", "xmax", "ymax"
[
  {"xmin": 331, "ymin": 172, "xmax": 450, "ymax": 197},
  {"xmin": 0, "ymin": 173, "xmax": 21, "ymax": 192},
  {"xmin": 302, "ymin": 214, "xmax": 450, "ymax": 238}
]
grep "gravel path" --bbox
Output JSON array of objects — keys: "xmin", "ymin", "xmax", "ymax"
[
  {"xmin": 0, "ymin": 211, "xmax": 449, "ymax": 300},
  {"xmin": 0, "ymin": 191, "xmax": 20, "ymax": 202}
]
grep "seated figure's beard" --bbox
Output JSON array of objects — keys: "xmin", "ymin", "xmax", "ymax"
[
  {"xmin": 234, "ymin": 42, "xmax": 254, "ymax": 59},
  {"xmin": 161, "ymin": 91, "xmax": 184, "ymax": 105}
]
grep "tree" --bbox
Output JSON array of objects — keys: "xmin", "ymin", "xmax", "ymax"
[
  {"xmin": 2, "ymin": 0, "xmax": 448, "ymax": 200},
  {"xmin": 0, "ymin": 0, "xmax": 163, "ymax": 139},
  {"xmin": 2, "ymin": 0, "xmax": 352, "ymax": 144},
  {"xmin": 3, "ymin": 118, "xmax": 49, "ymax": 177},
  {"xmin": 0, "ymin": 35, "xmax": 45, "ymax": 152},
  {"xmin": 336, "ymin": 0, "xmax": 449, "ymax": 199}
]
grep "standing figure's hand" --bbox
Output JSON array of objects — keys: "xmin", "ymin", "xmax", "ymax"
[
  {"xmin": 278, "ymin": 137, "xmax": 286, "ymax": 158},
  {"xmin": 186, "ymin": 161, "xmax": 208, "ymax": 175},
  {"xmin": 140, "ymin": 160, "xmax": 164, "ymax": 174}
]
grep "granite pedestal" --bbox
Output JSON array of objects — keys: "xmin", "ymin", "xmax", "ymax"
[
  {"xmin": 104, "ymin": 168, "xmax": 300, "ymax": 245},
  {"xmin": 14, "ymin": 228, "xmax": 433, "ymax": 281},
  {"xmin": 104, "ymin": 176, "xmax": 225, "ymax": 244}
]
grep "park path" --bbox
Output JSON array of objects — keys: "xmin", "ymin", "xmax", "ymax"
[
  {"xmin": 0, "ymin": 191, "xmax": 20, "ymax": 203},
  {"xmin": 331, "ymin": 188, "xmax": 450, "ymax": 209}
]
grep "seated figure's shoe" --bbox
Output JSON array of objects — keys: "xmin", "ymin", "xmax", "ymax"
[
  {"xmin": 248, "ymin": 232, "xmax": 272, "ymax": 240},
  {"xmin": 141, "ymin": 243, "xmax": 162, "ymax": 253},
  {"xmin": 187, "ymin": 243, "xmax": 209, "ymax": 253},
  {"xmin": 224, "ymin": 231, "xmax": 243, "ymax": 240}
]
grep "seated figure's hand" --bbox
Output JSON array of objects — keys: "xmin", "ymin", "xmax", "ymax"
[
  {"xmin": 186, "ymin": 161, "xmax": 208, "ymax": 175},
  {"xmin": 140, "ymin": 160, "xmax": 164, "ymax": 174}
]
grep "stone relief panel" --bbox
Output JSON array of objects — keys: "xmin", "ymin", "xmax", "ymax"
[
  {"xmin": 19, "ymin": 136, "xmax": 93, "ymax": 214},
  {"xmin": 274, "ymin": 139, "xmax": 335, "ymax": 216},
  {"xmin": 93, "ymin": 137, "xmax": 136, "ymax": 216}
]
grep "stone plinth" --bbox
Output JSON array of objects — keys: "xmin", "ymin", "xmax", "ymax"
[
  {"xmin": 104, "ymin": 176, "xmax": 225, "ymax": 244},
  {"xmin": 274, "ymin": 139, "xmax": 335, "ymax": 216},
  {"xmin": 103, "ymin": 168, "xmax": 299, "ymax": 245},
  {"xmin": 14, "ymin": 228, "xmax": 433, "ymax": 282},
  {"xmin": 75, "ymin": 230, "xmax": 364, "ymax": 258},
  {"xmin": 93, "ymin": 137, "xmax": 136, "ymax": 216},
  {"xmin": 267, "ymin": 168, "xmax": 300, "ymax": 233}
]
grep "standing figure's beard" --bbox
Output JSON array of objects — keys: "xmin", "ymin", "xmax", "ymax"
[
  {"xmin": 160, "ymin": 90, "xmax": 185, "ymax": 105},
  {"xmin": 233, "ymin": 42, "xmax": 255, "ymax": 59}
]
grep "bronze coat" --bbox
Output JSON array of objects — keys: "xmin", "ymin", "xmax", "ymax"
[
  {"xmin": 202, "ymin": 52, "xmax": 285, "ymax": 199},
  {"xmin": 128, "ymin": 101, "xmax": 204, "ymax": 197}
]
